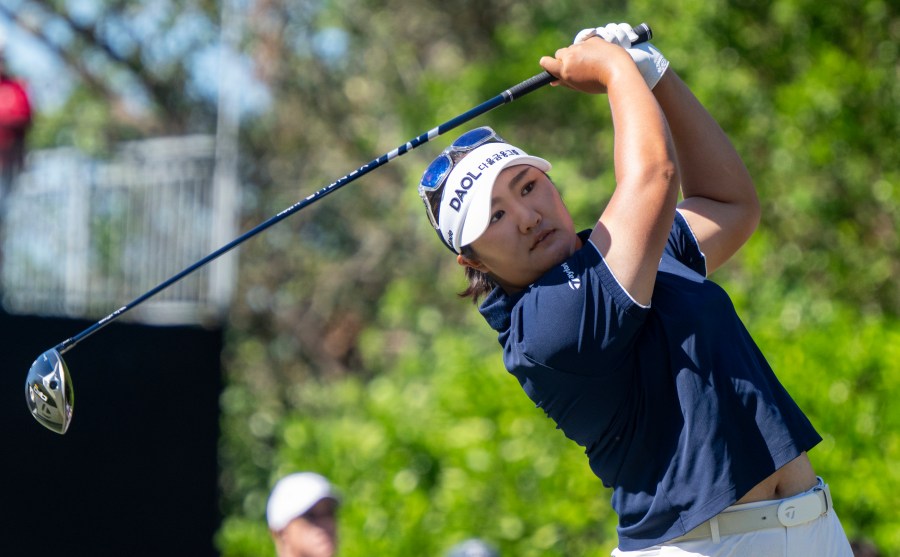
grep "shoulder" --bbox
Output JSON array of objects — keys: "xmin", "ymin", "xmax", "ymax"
[{"xmin": 506, "ymin": 239, "xmax": 650, "ymax": 372}]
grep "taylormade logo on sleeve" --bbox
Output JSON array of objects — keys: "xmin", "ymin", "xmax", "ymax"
[{"xmin": 561, "ymin": 262, "xmax": 581, "ymax": 290}]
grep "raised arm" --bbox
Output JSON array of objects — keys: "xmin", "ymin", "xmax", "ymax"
[
  {"xmin": 652, "ymin": 70, "xmax": 760, "ymax": 274},
  {"xmin": 540, "ymin": 38, "xmax": 679, "ymax": 306}
]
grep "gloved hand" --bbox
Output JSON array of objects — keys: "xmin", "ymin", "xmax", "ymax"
[{"xmin": 573, "ymin": 22, "xmax": 669, "ymax": 90}]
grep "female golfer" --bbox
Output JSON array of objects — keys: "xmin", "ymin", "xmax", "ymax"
[{"xmin": 417, "ymin": 23, "xmax": 852, "ymax": 556}]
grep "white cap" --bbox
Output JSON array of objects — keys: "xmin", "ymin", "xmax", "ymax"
[
  {"xmin": 266, "ymin": 472, "xmax": 339, "ymax": 531},
  {"xmin": 438, "ymin": 141, "xmax": 551, "ymax": 253},
  {"xmin": 446, "ymin": 538, "xmax": 500, "ymax": 557}
]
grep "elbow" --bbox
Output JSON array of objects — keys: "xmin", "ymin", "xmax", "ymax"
[
  {"xmin": 643, "ymin": 152, "xmax": 680, "ymax": 196},
  {"xmin": 724, "ymin": 162, "xmax": 761, "ymax": 239},
  {"xmin": 637, "ymin": 158, "xmax": 680, "ymax": 211},
  {"xmin": 736, "ymin": 181, "xmax": 761, "ymax": 242},
  {"xmin": 664, "ymin": 159, "xmax": 680, "ymax": 191},
  {"xmin": 745, "ymin": 179, "xmax": 761, "ymax": 234},
  {"xmin": 618, "ymin": 153, "xmax": 680, "ymax": 202},
  {"xmin": 659, "ymin": 158, "xmax": 681, "ymax": 206}
]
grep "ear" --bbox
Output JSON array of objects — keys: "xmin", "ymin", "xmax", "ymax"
[{"xmin": 457, "ymin": 252, "xmax": 488, "ymax": 273}]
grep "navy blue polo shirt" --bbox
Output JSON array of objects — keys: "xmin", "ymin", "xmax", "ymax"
[{"xmin": 479, "ymin": 211, "xmax": 821, "ymax": 550}]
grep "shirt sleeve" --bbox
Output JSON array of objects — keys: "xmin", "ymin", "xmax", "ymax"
[
  {"xmin": 509, "ymin": 240, "xmax": 650, "ymax": 377},
  {"xmin": 666, "ymin": 209, "xmax": 707, "ymax": 277}
]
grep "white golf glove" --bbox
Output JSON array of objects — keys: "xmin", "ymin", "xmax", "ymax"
[{"xmin": 573, "ymin": 22, "xmax": 669, "ymax": 90}]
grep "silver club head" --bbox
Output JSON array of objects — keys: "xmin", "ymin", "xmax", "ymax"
[{"xmin": 25, "ymin": 349, "xmax": 74, "ymax": 434}]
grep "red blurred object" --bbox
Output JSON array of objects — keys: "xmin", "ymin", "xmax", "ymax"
[{"xmin": 0, "ymin": 72, "xmax": 31, "ymax": 176}]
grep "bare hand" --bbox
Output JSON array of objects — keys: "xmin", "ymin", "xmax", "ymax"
[{"xmin": 539, "ymin": 38, "xmax": 634, "ymax": 95}]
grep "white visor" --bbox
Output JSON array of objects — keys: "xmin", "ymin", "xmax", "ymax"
[{"xmin": 438, "ymin": 142, "xmax": 551, "ymax": 252}]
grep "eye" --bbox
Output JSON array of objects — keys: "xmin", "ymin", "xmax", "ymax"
[
  {"xmin": 521, "ymin": 181, "xmax": 535, "ymax": 195},
  {"xmin": 490, "ymin": 210, "xmax": 505, "ymax": 224}
]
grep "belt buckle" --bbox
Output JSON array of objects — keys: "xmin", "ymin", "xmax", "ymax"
[{"xmin": 776, "ymin": 490, "xmax": 823, "ymax": 527}]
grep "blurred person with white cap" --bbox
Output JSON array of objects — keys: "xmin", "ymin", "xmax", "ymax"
[
  {"xmin": 267, "ymin": 472, "xmax": 340, "ymax": 557},
  {"xmin": 445, "ymin": 538, "xmax": 500, "ymax": 557}
]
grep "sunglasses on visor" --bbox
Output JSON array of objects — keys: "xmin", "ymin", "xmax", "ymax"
[{"xmin": 418, "ymin": 126, "xmax": 506, "ymax": 232}]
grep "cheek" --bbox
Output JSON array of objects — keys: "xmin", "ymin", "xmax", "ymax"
[
  {"xmin": 548, "ymin": 191, "xmax": 572, "ymax": 220},
  {"xmin": 472, "ymin": 223, "xmax": 516, "ymax": 254}
]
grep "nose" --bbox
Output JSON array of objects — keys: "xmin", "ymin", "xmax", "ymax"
[{"xmin": 516, "ymin": 203, "xmax": 541, "ymax": 234}]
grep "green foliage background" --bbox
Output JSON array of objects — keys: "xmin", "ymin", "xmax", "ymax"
[{"xmin": 18, "ymin": 0, "xmax": 897, "ymax": 554}]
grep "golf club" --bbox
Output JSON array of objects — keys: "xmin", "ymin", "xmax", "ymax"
[{"xmin": 25, "ymin": 23, "xmax": 652, "ymax": 434}]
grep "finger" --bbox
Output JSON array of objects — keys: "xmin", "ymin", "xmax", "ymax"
[
  {"xmin": 539, "ymin": 55, "xmax": 563, "ymax": 82},
  {"xmin": 595, "ymin": 26, "xmax": 616, "ymax": 43},
  {"xmin": 619, "ymin": 22, "xmax": 640, "ymax": 45},
  {"xmin": 609, "ymin": 23, "xmax": 631, "ymax": 47},
  {"xmin": 573, "ymin": 27, "xmax": 598, "ymax": 44}
]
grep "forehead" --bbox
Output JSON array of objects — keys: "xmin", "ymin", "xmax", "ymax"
[{"xmin": 494, "ymin": 164, "xmax": 545, "ymax": 192}]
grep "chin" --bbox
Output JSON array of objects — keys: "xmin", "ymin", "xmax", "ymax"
[{"xmin": 545, "ymin": 239, "xmax": 576, "ymax": 265}]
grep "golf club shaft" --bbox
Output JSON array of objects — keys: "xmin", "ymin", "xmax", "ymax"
[{"xmin": 55, "ymin": 23, "xmax": 652, "ymax": 355}]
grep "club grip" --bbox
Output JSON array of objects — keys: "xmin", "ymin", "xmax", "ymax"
[
  {"xmin": 632, "ymin": 22, "xmax": 652, "ymax": 43},
  {"xmin": 505, "ymin": 22, "xmax": 653, "ymax": 100}
]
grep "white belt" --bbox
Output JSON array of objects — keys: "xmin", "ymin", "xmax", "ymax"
[{"xmin": 672, "ymin": 482, "xmax": 832, "ymax": 543}]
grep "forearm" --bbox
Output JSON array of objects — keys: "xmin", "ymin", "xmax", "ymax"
[
  {"xmin": 652, "ymin": 69, "xmax": 760, "ymax": 271},
  {"xmin": 609, "ymin": 66, "xmax": 678, "ymax": 198},
  {"xmin": 599, "ymin": 58, "xmax": 679, "ymax": 303},
  {"xmin": 540, "ymin": 38, "xmax": 679, "ymax": 303},
  {"xmin": 653, "ymin": 70, "xmax": 757, "ymax": 208}
]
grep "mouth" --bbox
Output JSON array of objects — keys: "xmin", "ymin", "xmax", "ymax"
[{"xmin": 531, "ymin": 229, "xmax": 554, "ymax": 251}]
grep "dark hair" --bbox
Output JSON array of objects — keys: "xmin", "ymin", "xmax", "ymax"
[
  {"xmin": 427, "ymin": 183, "xmax": 497, "ymax": 303},
  {"xmin": 458, "ymin": 244, "xmax": 497, "ymax": 303}
]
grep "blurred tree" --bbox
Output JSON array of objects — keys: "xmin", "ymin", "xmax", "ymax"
[{"xmin": 0, "ymin": 0, "xmax": 222, "ymax": 149}]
